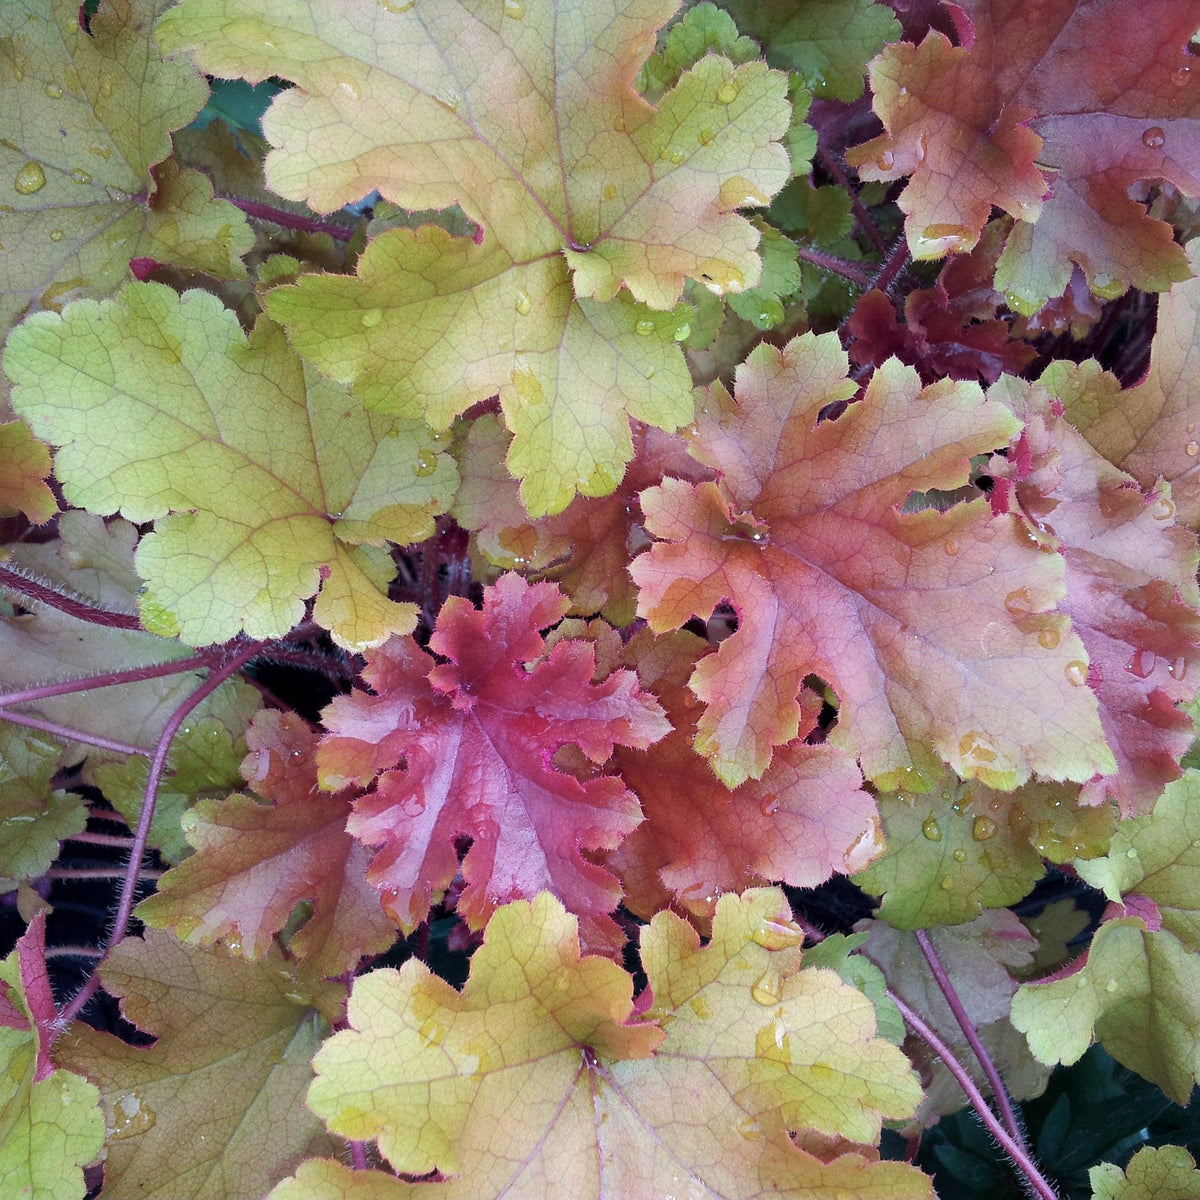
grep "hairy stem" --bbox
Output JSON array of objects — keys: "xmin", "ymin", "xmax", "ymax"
[
  {"xmin": 915, "ymin": 928, "xmax": 1027, "ymax": 1150},
  {"xmin": 817, "ymin": 145, "xmax": 888, "ymax": 255},
  {"xmin": 226, "ymin": 197, "xmax": 356, "ymax": 243},
  {"xmin": 0, "ymin": 709, "xmax": 153, "ymax": 758},
  {"xmin": 55, "ymin": 641, "xmax": 262, "ymax": 1028},
  {"xmin": 795, "ymin": 243, "xmax": 874, "ymax": 288},
  {"xmin": 46, "ymin": 867, "xmax": 164, "ymax": 881},
  {"xmin": 0, "ymin": 651, "xmax": 216, "ymax": 709},
  {"xmin": 66, "ymin": 829, "xmax": 136, "ymax": 848},
  {"xmin": 0, "ymin": 562, "xmax": 143, "ymax": 630},
  {"xmin": 890, "ymin": 991, "xmax": 1059, "ymax": 1200}
]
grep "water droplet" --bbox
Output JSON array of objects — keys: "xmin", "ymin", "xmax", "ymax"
[
  {"xmin": 380, "ymin": 0, "xmax": 416, "ymax": 10},
  {"xmin": 661, "ymin": 148, "xmax": 685, "ymax": 165},
  {"xmin": 751, "ymin": 917, "xmax": 804, "ymax": 950},
  {"xmin": 958, "ymin": 730, "xmax": 998, "ymax": 764},
  {"xmin": 49, "ymin": 228, "xmax": 63, "ymax": 242},
  {"xmin": 698, "ymin": 127, "xmax": 715, "ymax": 146},
  {"xmin": 736, "ymin": 1116, "xmax": 763, "ymax": 1140},
  {"xmin": 1126, "ymin": 649, "xmax": 1156, "ymax": 678},
  {"xmin": 1174, "ymin": 64, "xmax": 1192, "ymax": 86},
  {"xmin": 108, "ymin": 1092, "xmax": 156, "ymax": 1140},
  {"xmin": 69, "ymin": 167, "xmax": 91, "ymax": 185},
  {"xmin": 635, "ymin": 318, "xmax": 655, "ymax": 336},
  {"xmin": 413, "ymin": 448, "xmax": 438, "ymax": 478},
  {"xmin": 1150, "ymin": 496, "xmax": 1176, "ymax": 521},
  {"xmin": 1091, "ymin": 274, "xmax": 1125, "ymax": 300},
  {"xmin": 361, "ymin": 308, "xmax": 383, "ymax": 328},
  {"xmin": 1125, "ymin": 846, "xmax": 1140, "ymax": 859},
  {"xmin": 759, "ymin": 792, "xmax": 779, "ymax": 816},
  {"xmin": 688, "ymin": 995, "xmax": 712, "ymax": 1019},
  {"xmin": 972, "ymin": 814, "xmax": 998, "ymax": 841},
  {"xmin": 603, "ymin": 183, "xmax": 617, "ymax": 200},
  {"xmin": 87, "ymin": 143, "xmax": 112, "ymax": 160},
  {"xmin": 419, "ymin": 1018, "xmax": 446, "ymax": 1046},
  {"xmin": 14, "ymin": 161, "xmax": 46, "ymax": 195},
  {"xmin": 1004, "ymin": 587, "xmax": 1035, "ymax": 616},
  {"xmin": 1169, "ymin": 657, "xmax": 1189, "ymax": 681},
  {"xmin": 1142, "ymin": 126, "xmax": 1166, "ymax": 149},
  {"xmin": 953, "ymin": 848, "xmax": 967, "ymax": 862},
  {"xmin": 750, "ymin": 967, "xmax": 782, "ymax": 1006},
  {"xmin": 1065, "ymin": 659, "xmax": 1088, "ymax": 686},
  {"xmin": 434, "ymin": 89, "xmax": 461, "ymax": 112},
  {"xmin": 1187, "ymin": 441, "xmax": 1199, "ymax": 457},
  {"xmin": 512, "ymin": 366, "xmax": 545, "ymax": 406},
  {"xmin": 514, "ymin": 288, "xmax": 532, "ymax": 316},
  {"xmin": 1076, "ymin": 974, "xmax": 1089, "ymax": 989},
  {"xmin": 939, "ymin": 875, "xmax": 954, "ymax": 890},
  {"xmin": 875, "ymin": 149, "xmax": 895, "ymax": 171},
  {"xmin": 717, "ymin": 79, "xmax": 739, "ymax": 104},
  {"xmin": 943, "ymin": 538, "xmax": 960, "ymax": 556},
  {"xmin": 43, "ymin": 82, "xmax": 64, "ymax": 99},
  {"xmin": 921, "ymin": 816, "xmax": 942, "ymax": 842},
  {"xmin": 918, "ymin": 222, "xmax": 975, "ymax": 254},
  {"xmin": 503, "ymin": 0, "xmax": 525, "ymax": 16},
  {"xmin": 673, "ymin": 322, "xmax": 690, "ymax": 341}
]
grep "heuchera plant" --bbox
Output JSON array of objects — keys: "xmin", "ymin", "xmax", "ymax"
[{"xmin": 2, "ymin": 0, "xmax": 1200, "ymax": 1197}]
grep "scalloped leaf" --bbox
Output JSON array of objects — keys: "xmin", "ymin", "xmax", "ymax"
[
  {"xmin": 0, "ymin": 0, "xmax": 252, "ymax": 336},
  {"xmin": 631, "ymin": 332, "xmax": 1113, "ymax": 789},
  {"xmin": 4, "ymin": 284, "xmax": 457, "ymax": 649},
  {"xmin": 1091, "ymin": 1145, "xmax": 1200, "ymax": 1200},
  {"xmin": 56, "ymin": 932, "xmax": 341, "ymax": 1200},
  {"xmin": 283, "ymin": 889, "xmax": 929, "ymax": 1199},
  {"xmin": 137, "ymin": 710, "xmax": 398, "ymax": 978},
  {"xmin": 317, "ymin": 574, "xmax": 669, "ymax": 947},
  {"xmin": 846, "ymin": 2, "xmax": 1200, "ymax": 307},
  {"xmin": 158, "ymin": 0, "xmax": 792, "ymax": 514}
]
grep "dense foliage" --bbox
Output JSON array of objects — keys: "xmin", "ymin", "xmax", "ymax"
[{"xmin": 1, "ymin": 1, "xmax": 1199, "ymax": 1197}]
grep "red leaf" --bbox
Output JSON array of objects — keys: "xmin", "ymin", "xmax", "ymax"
[
  {"xmin": 606, "ymin": 631, "xmax": 881, "ymax": 924},
  {"xmin": 991, "ymin": 379, "xmax": 1200, "ymax": 815},
  {"xmin": 631, "ymin": 332, "xmax": 1113, "ymax": 790},
  {"xmin": 317, "ymin": 574, "xmax": 670, "ymax": 949}
]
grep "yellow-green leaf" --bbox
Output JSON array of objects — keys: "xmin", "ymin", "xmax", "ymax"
[
  {"xmin": 3, "ymin": 283, "xmax": 458, "ymax": 648},
  {"xmin": 56, "ymin": 932, "xmax": 340, "ymax": 1200},
  {"xmin": 156, "ymin": 0, "xmax": 791, "ymax": 514},
  {"xmin": 294, "ymin": 889, "xmax": 931, "ymax": 1199},
  {"xmin": 0, "ymin": 0, "xmax": 252, "ymax": 337},
  {"xmin": 1091, "ymin": 1145, "xmax": 1200, "ymax": 1200}
]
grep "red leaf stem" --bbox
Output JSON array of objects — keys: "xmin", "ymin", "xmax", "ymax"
[
  {"xmin": 226, "ymin": 196, "xmax": 357, "ymax": 243},
  {"xmin": 0, "ymin": 708, "xmax": 153, "ymax": 758},
  {"xmin": 818, "ymin": 144, "xmax": 888, "ymax": 254},
  {"xmin": 0, "ymin": 651, "xmax": 216, "ymax": 710},
  {"xmin": 0, "ymin": 562, "xmax": 143, "ymax": 630}
]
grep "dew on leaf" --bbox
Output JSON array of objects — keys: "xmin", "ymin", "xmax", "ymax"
[
  {"xmin": 688, "ymin": 995, "xmax": 712, "ymax": 1019},
  {"xmin": 875, "ymin": 149, "xmax": 895, "ymax": 171},
  {"xmin": 1187, "ymin": 441, "xmax": 1199, "ymax": 456},
  {"xmin": 750, "ymin": 967, "xmax": 782, "ymax": 1006},
  {"xmin": 698, "ymin": 128, "xmax": 715, "ymax": 146},
  {"xmin": 921, "ymin": 816, "xmax": 942, "ymax": 842},
  {"xmin": 1065, "ymin": 660, "xmax": 1088, "ymax": 686},
  {"xmin": 514, "ymin": 288, "xmax": 532, "ymax": 316},
  {"xmin": 108, "ymin": 1092, "xmax": 156, "ymax": 1141},
  {"xmin": 1169, "ymin": 657, "xmax": 1188, "ymax": 680},
  {"xmin": 1091, "ymin": 274, "xmax": 1125, "ymax": 300},
  {"xmin": 361, "ymin": 308, "xmax": 383, "ymax": 328},
  {"xmin": 1149, "ymin": 496, "xmax": 1176, "ymax": 521},
  {"xmin": 49, "ymin": 229, "xmax": 63, "ymax": 242},
  {"xmin": 602, "ymin": 183, "xmax": 617, "ymax": 200},
  {"xmin": 88, "ymin": 143, "xmax": 112, "ymax": 160},
  {"xmin": 1105, "ymin": 979, "xmax": 1118, "ymax": 992},
  {"xmin": 14, "ymin": 161, "xmax": 46, "ymax": 195},
  {"xmin": 673, "ymin": 322, "xmax": 690, "ymax": 341},
  {"xmin": 419, "ymin": 1017, "xmax": 447, "ymax": 1046},
  {"xmin": 1004, "ymin": 587, "xmax": 1035, "ymax": 616},
  {"xmin": 635, "ymin": 318, "xmax": 655, "ymax": 336},
  {"xmin": 939, "ymin": 875, "xmax": 954, "ymax": 890},
  {"xmin": 434, "ymin": 89, "xmax": 461, "ymax": 112},
  {"xmin": 736, "ymin": 1116, "xmax": 763, "ymax": 1141},
  {"xmin": 43, "ymin": 82, "xmax": 64, "ymax": 99},
  {"xmin": 1141, "ymin": 126, "xmax": 1166, "ymax": 149},
  {"xmin": 972, "ymin": 814, "xmax": 998, "ymax": 841},
  {"xmin": 379, "ymin": 0, "xmax": 416, "ymax": 11},
  {"xmin": 1037, "ymin": 624, "xmax": 1060, "ymax": 650},
  {"xmin": 959, "ymin": 730, "xmax": 998, "ymax": 764},
  {"xmin": 750, "ymin": 917, "xmax": 804, "ymax": 951},
  {"xmin": 512, "ymin": 366, "xmax": 545, "ymax": 406},
  {"xmin": 943, "ymin": 538, "xmax": 959, "ymax": 556},
  {"xmin": 503, "ymin": 0, "xmax": 526, "ymax": 17},
  {"xmin": 1126, "ymin": 649, "xmax": 1155, "ymax": 678},
  {"xmin": 717, "ymin": 79, "xmax": 739, "ymax": 104},
  {"xmin": 953, "ymin": 848, "xmax": 967, "ymax": 862},
  {"xmin": 917, "ymin": 223, "xmax": 975, "ymax": 254}
]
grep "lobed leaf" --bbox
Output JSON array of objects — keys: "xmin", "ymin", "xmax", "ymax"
[
  {"xmin": 318, "ymin": 574, "xmax": 669, "ymax": 947},
  {"xmin": 0, "ymin": 0, "xmax": 252, "ymax": 337},
  {"xmin": 847, "ymin": 1, "xmax": 1200, "ymax": 307},
  {"xmin": 4, "ymin": 284, "xmax": 457, "ymax": 649},
  {"xmin": 157, "ymin": 0, "xmax": 792, "ymax": 513},
  {"xmin": 631, "ymin": 332, "xmax": 1113, "ymax": 788}
]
